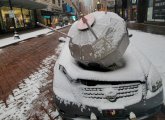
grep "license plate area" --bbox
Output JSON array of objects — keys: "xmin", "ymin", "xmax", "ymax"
[{"xmin": 102, "ymin": 109, "xmax": 127, "ymax": 118}]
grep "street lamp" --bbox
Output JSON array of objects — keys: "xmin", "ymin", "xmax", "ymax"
[
  {"xmin": 97, "ymin": 1, "xmax": 100, "ymax": 4},
  {"xmin": 114, "ymin": 0, "xmax": 117, "ymax": 13},
  {"xmin": 97, "ymin": 0, "xmax": 101, "ymax": 11},
  {"xmin": 8, "ymin": 0, "xmax": 20, "ymax": 39}
]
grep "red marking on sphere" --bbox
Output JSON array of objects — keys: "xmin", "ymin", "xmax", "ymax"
[{"xmin": 77, "ymin": 14, "xmax": 95, "ymax": 30}]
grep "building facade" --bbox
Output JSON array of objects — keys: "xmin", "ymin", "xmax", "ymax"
[
  {"xmin": 0, "ymin": 0, "xmax": 46, "ymax": 34},
  {"xmin": 34, "ymin": 0, "xmax": 63, "ymax": 26},
  {"xmin": 76, "ymin": 0, "xmax": 164, "ymax": 24},
  {"xmin": 127, "ymin": 0, "xmax": 165, "ymax": 23},
  {"xmin": 147, "ymin": 0, "xmax": 165, "ymax": 22},
  {"xmin": 62, "ymin": 0, "xmax": 78, "ymax": 23}
]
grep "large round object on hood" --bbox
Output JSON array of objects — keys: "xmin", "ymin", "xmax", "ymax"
[{"xmin": 68, "ymin": 11, "xmax": 129, "ymax": 68}]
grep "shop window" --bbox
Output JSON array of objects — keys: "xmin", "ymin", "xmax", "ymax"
[
  {"xmin": 22, "ymin": 8, "xmax": 31, "ymax": 27},
  {"xmin": 1, "ymin": 6, "xmax": 14, "ymax": 30},
  {"xmin": 1, "ymin": 6, "xmax": 35, "ymax": 31},
  {"xmin": 0, "ymin": 8, "xmax": 5, "ymax": 31},
  {"xmin": 0, "ymin": 17, "xmax": 2, "ymax": 32},
  {"xmin": 29, "ymin": 10, "xmax": 35, "ymax": 27},
  {"xmin": 13, "ymin": 7, "xmax": 24, "ymax": 28}
]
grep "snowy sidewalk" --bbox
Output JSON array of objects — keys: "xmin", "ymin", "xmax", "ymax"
[
  {"xmin": 0, "ymin": 25, "xmax": 71, "ymax": 48},
  {"xmin": 0, "ymin": 29, "xmax": 51, "ymax": 48}
]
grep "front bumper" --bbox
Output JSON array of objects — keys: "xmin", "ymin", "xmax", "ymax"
[{"xmin": 53, "ymin": 90, "xmax": 163, "ymax": 120}]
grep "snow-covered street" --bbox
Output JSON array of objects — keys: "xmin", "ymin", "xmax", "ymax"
[{"xmin": 0, "ymin": 28, "xmax": 165, "ymax": 120}]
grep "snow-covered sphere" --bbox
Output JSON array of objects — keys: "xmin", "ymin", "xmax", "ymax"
[{"xmin": 68, "ymin": 11, "xmax": 129, "ymax": 68}]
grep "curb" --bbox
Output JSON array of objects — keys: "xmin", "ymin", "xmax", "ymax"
[{"xmin": 0, "ymin": 25, "xmax": 71, "ymax": 49}]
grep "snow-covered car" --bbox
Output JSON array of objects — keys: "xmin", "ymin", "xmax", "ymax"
[
  {"xmin": 53, "ymin": 11, "xmax": 163, "ymax": 120},
  {"xmin": 53, "ymin": 40, "xmax": 163, "ymax": 120}
]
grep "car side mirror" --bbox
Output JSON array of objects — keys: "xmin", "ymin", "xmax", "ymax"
[
  {"xmin": 59, "ymin": 37, "xmax": 66, "ymax": 43},
  {"xmin": 129, "ymin": 34, "xmax": 133, "ymax": 38}
]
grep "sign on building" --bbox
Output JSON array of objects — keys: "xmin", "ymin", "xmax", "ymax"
[{"xmin": 153, "ymin": 0, "xmax": 165, "ymax": 19}]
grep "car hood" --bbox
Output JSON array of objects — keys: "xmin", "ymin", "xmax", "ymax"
[{"xmin": 58, "ymin": 41, "xmax": 151, "ymax": 82}]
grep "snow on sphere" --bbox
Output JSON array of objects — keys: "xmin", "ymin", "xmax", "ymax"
[{"xmin": 68, "ymin": 11, "xmax": 129, "ymax": 68}]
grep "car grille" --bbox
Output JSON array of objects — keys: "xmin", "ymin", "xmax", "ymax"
[{"xmin": 79, "ymin": 82, "xmax": 141, "ymax": 101}]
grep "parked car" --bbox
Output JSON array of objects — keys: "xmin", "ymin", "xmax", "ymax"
[
  {"xmin": 53, "ymin": 12, "xmax": 163, "ymax": 120},
  {"xmin": 53, "ymin": 39, "xmax": 163, "ymax": 120}
]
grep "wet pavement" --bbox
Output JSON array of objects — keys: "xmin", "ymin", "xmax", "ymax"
[{"xmin": 127, "ymin": 22, "xmax": 165, "ymax": 36}]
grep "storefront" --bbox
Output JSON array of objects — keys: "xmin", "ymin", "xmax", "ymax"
[
  {"xmin": 41, "ymin": 10, "xmax": 53, "ymax": 26},
  {"xmin": 0, "ymin": 7, "xmax": 36, "ymax": 31},
  {"xmin": 60, "ymin": 3, "xmax": 77, "ymax": 26},
  {"xmin": 128, "ymin": 0, "xmax": 137, "ymax": 21},
  {"xmin": 40, "ymin": 10, "xmax": 65, "ymax": 27},
  {"xmin": 147, "ymin": 0, "xmax": 165, "ymax": 22},
  {"xmin": 0, "ymin": 0, "xmax": 46, "ymax": 33}
]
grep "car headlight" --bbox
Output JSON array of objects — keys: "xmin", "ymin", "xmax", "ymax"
[{"xmin": 147, "ymin": 65, "xmax": 162, "ymax": 92}]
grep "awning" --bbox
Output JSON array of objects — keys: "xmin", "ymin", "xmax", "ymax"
[
  {"xmin": 41, "ymin": 10, "xmax": 65, "ymax": 16},
  {"xmin": 0, "ymin": 0, "xmax": 47, "ymax": 9}
]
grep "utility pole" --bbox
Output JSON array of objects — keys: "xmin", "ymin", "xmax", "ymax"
[
  {"xmin": 122, "ymin": 0, "xmax": 128, "ymax": 20},
  {"xmin": 122, "ymin": 0, "xmax": 124, "ymax": 18},
  {"xmin": 114, "ymin": 0, "xmax": 117, "ymax": 13},
  {"xmin": 137, "ymin": 0, "xmax": 147, "ymax": 23},
  {"xmin": 8, "ymin": 0, "xmax": 20, "ymax": 39}
]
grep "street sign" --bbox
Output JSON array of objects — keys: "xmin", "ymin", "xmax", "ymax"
[
  {"xmin": 9, "ymin": 10, "xmax": 15, "ymax": 18},
  {"xmin": 153, "ymin": 0, "xmax": 165, "ymax": 19}
]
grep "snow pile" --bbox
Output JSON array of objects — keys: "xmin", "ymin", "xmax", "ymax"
[{"xmin": 0, "ymin": 44, "xmax": 63, "ymax": 120}]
